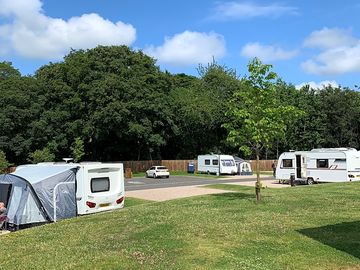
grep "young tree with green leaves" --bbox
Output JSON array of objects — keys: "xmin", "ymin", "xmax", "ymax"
[
  {"xmin": 70, "ymin": 137, "xmax": 85, "ymax": 162},
  {"xmin": 223, "ymin": 58, "xmax": 302, "ymax": 202}
]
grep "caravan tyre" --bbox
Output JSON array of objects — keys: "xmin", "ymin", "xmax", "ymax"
[{"xmin": 307, "ymin": 178, "xmax": 314, "ymax": 185}]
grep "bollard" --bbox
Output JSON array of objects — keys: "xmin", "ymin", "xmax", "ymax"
[
  {"xmin": 125, "ymin": 168, "xmax": 132, "ymax": 179},
  {"xmin": 290, "ymin": 173, "xmax": 295, "ymax": 187}
]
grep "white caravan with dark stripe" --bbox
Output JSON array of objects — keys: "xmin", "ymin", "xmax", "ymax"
[
  {"xmin": 197, "ymin": 154, "xmax": 237, "ymax": 175},
  {"xmin": 276, "ymin": 148, "xmax": 360, "ymax": 184}
]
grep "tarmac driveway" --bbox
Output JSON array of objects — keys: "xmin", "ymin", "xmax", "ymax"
[
  {"xmin": 125, "ymin": 175, "xmax": 285, "ymax": 202},
  {"xmin": 125, "ymin": 175, "xmax": 268, "ymax": 191}
]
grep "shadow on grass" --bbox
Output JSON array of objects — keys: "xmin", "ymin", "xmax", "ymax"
[
  {"xmin": 210, "ymin": 192, "xmax": 254, "ymax": 200},
  {"xmin": 298, "ymin": 221, "xmax": 360, "ymax": 259}
]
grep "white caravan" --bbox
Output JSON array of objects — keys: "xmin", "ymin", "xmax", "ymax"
[
  {"xmin": 15, "ymin": 162, "xmax": 125, "ymax": 217},
  {"xmin": 276, "ymin": 148, "xmax": 360, "ymax": 184},
  {"xmin": 197, "ymin": 155, "xmax": 237, "ymax": 175}
]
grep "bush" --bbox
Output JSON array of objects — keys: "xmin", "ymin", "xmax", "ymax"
[{"xmin": 28, "ymin": 147, "xmax": 55, "ymax": 164}]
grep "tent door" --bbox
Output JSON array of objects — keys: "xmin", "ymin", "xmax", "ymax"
[
  {"xmin": 0, "ymin": 183, "xmax": 12, "ymax": 206},
  {"xmin": 53, "ymin": 182, "xmax": 76, "ymax": 222}
]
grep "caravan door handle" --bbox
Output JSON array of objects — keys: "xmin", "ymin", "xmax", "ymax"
[{"xmin": 76, "ymin": 197, "xmax": 82, "ymax": 201}]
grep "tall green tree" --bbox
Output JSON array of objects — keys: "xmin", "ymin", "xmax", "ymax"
[
  {"xmin": 224, "ymin": 58, "xmax": 301, "ymax": 201},
  {"xmin": 0, "ymin": 61, "xmax": 21, "ymax": 80},
  {"xmin": 35, "ymin": 46, "xmax": 178, "ymax": 161},
  {"xmin": 0, "ymin": 74, "xmax": 42, "ymax": 164}
]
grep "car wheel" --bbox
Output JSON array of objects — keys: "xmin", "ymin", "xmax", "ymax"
[
  {"xmin": 307, "ymin": 178, "xmax": 314, "ymax": 185},
  {"xmin": 153, "ymin": 173, "xmax": 157, "ymax": 179},
  {"xmin": 166, "ymin": 175, "xmax": 169, "ymax": 178}
]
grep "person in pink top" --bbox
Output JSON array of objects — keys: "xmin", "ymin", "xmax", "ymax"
[
  {"xmin": 0, "ymin": 202, "xmax": 7, "ymax": 229},
  {"xmin": 0, "ymin": 202, "xmax": 6, "ymax": 215}
]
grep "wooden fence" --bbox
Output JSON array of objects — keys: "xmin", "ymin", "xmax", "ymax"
[
  {"xmin": 3, "ymin": 161, "xmax": 276, "ymax": 173},
  {"xmin": 123, "ymin": 159, "xmax": 276, "ymax": 172}
]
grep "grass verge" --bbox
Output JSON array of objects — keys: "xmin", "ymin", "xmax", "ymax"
[{"xmin": 2, "ymin": 182, "xmax": 360, "ymax": 269}]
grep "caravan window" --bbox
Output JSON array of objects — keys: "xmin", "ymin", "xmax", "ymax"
[
  {"xmin": 205, "ymin": 159, "xmax": 210, "ymax": 165},
  {"xmin": 282, "ymin": 159, "xmax": 293, "ymax": 168},
  {"xmin": 212, "ymin": 159, "xmax": 219, "ymax": 165},
  {"xmin": 317, "ymin": 159, "xmax": 329, "ymax": 168},
  {"xmin": 221, "ymin": 160, "xmax": 235, "ymax": 167},
  {"xmin": 91, "ymin": 177, "xmax": 110, "ymax": 193}
]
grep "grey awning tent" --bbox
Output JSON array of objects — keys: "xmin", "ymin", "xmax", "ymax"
[
  {"xmin": 0, "ymin": 165, "xmax": 78, "ymax": 228},
  {"xmin": 233, "ymin": 156, "xmax": 253, "ymax": 175}
]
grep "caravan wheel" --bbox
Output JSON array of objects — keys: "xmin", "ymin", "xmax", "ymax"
[{"xmin": 307, "ymin": 178, "xmax": 314, "ymax": 185}]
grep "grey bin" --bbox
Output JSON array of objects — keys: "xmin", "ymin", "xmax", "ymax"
[{"xmin": 187, "ymin": 163, "xmax": 195, "ymax": 174}]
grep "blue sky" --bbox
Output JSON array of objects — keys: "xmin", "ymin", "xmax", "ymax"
[{"xmin": 0, "ymin": 0, "xmax": 360, "ymax": 89}]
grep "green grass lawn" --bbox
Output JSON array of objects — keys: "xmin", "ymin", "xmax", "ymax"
[{"xmin": 2, "ymin": 182, "xmax": 360, "ymax": 269}]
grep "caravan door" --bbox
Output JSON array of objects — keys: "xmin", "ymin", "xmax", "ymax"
[{"xmin": 295, "ymin": 154, "xmax": 307, "ymax": 179}]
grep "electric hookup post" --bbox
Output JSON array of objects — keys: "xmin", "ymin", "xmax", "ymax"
[{"xmin": 290, "ymin": 173, "xmax": 295, "ymax": 187}]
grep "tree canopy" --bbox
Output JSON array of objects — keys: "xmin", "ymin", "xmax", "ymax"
[{"xmin": 1, "ymin": 46, "xmax": 360, "ymax": 165}]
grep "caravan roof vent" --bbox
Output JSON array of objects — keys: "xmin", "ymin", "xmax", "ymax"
[{"xmin": 62, "ymin": 158, "xmax": 74, "ymax": 163}]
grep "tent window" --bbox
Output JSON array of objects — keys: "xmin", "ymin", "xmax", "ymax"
[
  {"xmin": 91, "ymin": 177, "xmax": 110, "ymax": 193},
  {"xmin": 242, "ymin": 164, "xmax": 250, "ymax": 172},
  {"xmin": 0, "ymin": 184, "xmax": 12, "ymax": 206},
  {"xmin": 282, "ymin": 159, "xmax": 293, "ymax": 168}
]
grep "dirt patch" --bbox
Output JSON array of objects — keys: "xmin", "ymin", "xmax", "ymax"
[{"xmin": 226, "ymin": 179, "xmax": 289, "ymax": 189}]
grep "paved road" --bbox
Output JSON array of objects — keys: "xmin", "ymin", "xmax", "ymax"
[{"xmin": 125, "ymin": 175, "xmax": 273, "ymax": 191}]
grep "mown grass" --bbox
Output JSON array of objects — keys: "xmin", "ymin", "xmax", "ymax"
[
  {"xmin": 2, "ymin": 182, "xmax": 360, "ymax": 269},
  {"xmin": 124, "ymin": 197, "xmax": 152, "ymax": 207}
]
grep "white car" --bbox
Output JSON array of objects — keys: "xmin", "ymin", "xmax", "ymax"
[{"xmin": 146, "ymin": 166, "xmax": 170, "ymax": 178}]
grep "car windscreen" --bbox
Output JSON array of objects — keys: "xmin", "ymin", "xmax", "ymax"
[{"xmin": 157, "ymin": 166, "xmax": 168, "ymax": 170}]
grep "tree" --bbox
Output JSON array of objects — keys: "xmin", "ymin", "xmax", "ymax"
[
  {"xmin": 0, "ymin": 62, "xmax": 21, "ymax": 80},
  {"xmin": 28, "ymin": 147, "xmax": 55, "ymax": 164},
  {"xmin": 0, "ymin": 150, "xmax": 10, "ymax": 173},
  {"xmin": 35, "ymin": 46, "xmax": 178, "ymax": 161},
  {"xmin": 70, "ymin": 137, "xmax": 85, "ymax": 162},
  {"xmin": 0, "ymin": 75, "xmax": 42, "ymax": 164},
  {"xmin": 223, "ymin": 58, "xmax": 301, "ymax": 202}
]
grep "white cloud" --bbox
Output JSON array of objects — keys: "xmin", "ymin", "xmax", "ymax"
[
  {"xmin": 240, "ymin": 42, "xmax": 297, "ymax": 62},
  {"xmin": 0, "ymin": 0, "xmax": 136, "ymax": 59},
  {"xmin": 144, "ymin": 31, "xmax": 226, "ymax": 67},
  {"xmin": 210, "ymin": 1, "xmax": 298, "ymax": 20},
  {"xmin": 303, "ymin": 27, "xmax": 357, "ymax": 49},
  {"xmin": 295, "ymin": 80, "xmax": 339, "ymax": 90},
  {"xmin": 302, "ymin": 28, "xmax": 360, "ymax": 75}
]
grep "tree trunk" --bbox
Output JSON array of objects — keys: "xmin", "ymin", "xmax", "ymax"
[{"xmin": 255, "ymin": 148, "xmax": 261, "ymax": 202}]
